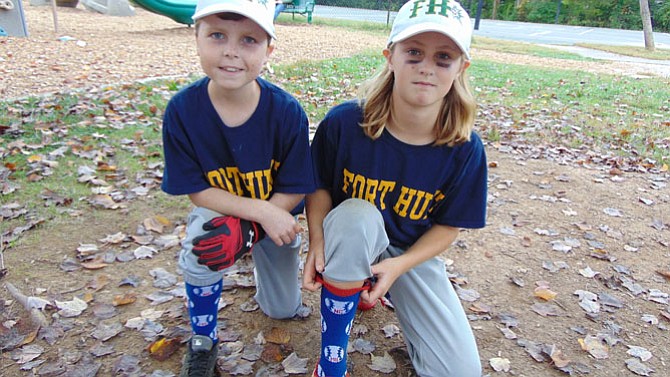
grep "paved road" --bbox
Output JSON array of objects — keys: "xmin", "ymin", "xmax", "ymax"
[
  {"xmin": 473, "ymin": 19, "xmax": 670, "ymax": 49},
  {"xmin": 314, "ymin": 5, "xmax": 670, "ymax": 49}
]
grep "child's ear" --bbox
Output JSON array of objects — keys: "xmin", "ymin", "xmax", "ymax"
[
  {"xmin": 460, "ymin": 59, "xmax": 471, "ymax": 73},
  {"xmin": 261, "ymin": 43, "xmax": 275, "ymax": 66},
  {"xmin": 383, "ymin": 48, "xmax": 392, "ymax": 70}
]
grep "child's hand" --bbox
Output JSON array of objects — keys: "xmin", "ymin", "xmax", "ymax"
[
  {"xmin": 360, "ymin": 257, "xmax": 402, "ymax": 304},
  {"xmin": 192, "ymin": 216, "xmax": 265, "ymax": 271},
  {"xmin": 302, "ymin": 242, "xmax": 325, "ymax": 292},
  {"xmin": 258, "ymin": 205, "xmax": 303, "ymax": 246}
]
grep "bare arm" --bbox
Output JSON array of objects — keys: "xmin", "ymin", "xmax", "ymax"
[
  {"xmin": 302, "ymin": 189, "xmax": 332, "ymax": 291},
  {"xmin": 189, "ymin": 188, "xmax": 303, "ymax": 246}
]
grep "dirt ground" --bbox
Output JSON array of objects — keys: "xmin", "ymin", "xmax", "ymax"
[{"xmin": 2, "ymin": 3, "xmax": 670, "ymax": 377}]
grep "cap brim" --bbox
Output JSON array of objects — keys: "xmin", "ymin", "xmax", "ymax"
[
  {"xmin": 192, "ymin": 5, "xmax": 276, "ymax": 40},
  {"xmin": 389, "ymin": 23, "xmax": 470, "ymax": 60}
]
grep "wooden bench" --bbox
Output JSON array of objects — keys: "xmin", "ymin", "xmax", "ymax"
[{"xmin": 279, "ymin": 0, "xmax": 314, "ymax": 24}]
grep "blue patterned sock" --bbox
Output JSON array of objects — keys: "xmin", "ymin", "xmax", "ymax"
[
  {"xmin": 316, "ymin": 282, "xmax": 362, "ymax": 377},
  {"xmin": 185, "ymin": 280, "xmax": 222, "ymax": 343}
]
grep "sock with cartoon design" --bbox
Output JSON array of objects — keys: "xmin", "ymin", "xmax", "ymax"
[
  {"xmin": 185, "ymin": 280, "xmax": 222, "ymax": 343},
  {"xmin": 316, "ymin": 280, "xmax": 364, "ymax": 377}
]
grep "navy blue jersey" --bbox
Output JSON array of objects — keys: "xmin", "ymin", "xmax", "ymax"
[
  {"xmin": 161, "ymin": 77, "xmax": 315, "ymax": 214},
  {"xmin": 311, "ymin": 100, "xmax": 487, "ymax": 247}
]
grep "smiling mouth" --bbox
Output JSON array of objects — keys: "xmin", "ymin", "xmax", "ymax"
[{"xmin": 221, "ymin": 67, "xmax": 242, "ymax": 72}]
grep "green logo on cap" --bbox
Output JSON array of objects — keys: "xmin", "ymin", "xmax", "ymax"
[{"xmin": 410, "ymin": 0, "xmax": 465, "ymax": 22}]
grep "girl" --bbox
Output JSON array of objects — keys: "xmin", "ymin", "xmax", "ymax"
[{"xmin": 303, "ymin": 0, "xmax": 487, "ymax": 376}]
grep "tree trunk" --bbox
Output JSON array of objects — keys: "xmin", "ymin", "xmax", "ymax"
[
  {"xmin": 492, "ymin": 0, "xmax": 499, "ymax": 20},
  {"xmin": 639, "ymin": 0, "xmax": 655, "ymax": 51}
]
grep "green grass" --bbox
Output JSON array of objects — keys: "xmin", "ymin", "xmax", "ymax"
[
  {"xmin": 0, "ymin": 82, "xmax": 178, "ymax": 225},
  {"xmin": 275, "ymin": 14, "xmax": 391, "ymax": 34},
  {"xmin": 576, "ymin": 43, "xmax": 670, "ymax": 60},
  {"xmin": 469, "ymin": 60, "xmax": 670, "ymax": 163},
  {"xmin": 2, "ymin": 38, "xmax": 670, "ymax": 233},
  {"xmin": 273, "ymin": 52, "xmax": 384, "ymax": 120}
]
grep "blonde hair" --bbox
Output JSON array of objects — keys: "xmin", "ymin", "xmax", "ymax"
[{"xmin": 357, "ymin": 44, "xmax": 476, "ymax": 147}]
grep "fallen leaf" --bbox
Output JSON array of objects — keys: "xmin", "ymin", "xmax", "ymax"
[
  {"xmin": 92, "ymin": 303, "xmax": 117, "ymax": 319},
  {"xmin": 55, "ymin": 297, "xmax": 88, "ymax": 317},
  {"xmin": 281, "ymin": 352, "xmax": 308, "ymax": 374},
  {"xmin": 143, "ymin": 216, "xmax": 166, "ymax": 234},
  {"xmin": 350, "ymin": 338, "xmax": 376, "ymax": 354},
  {"xmin": 133, "ymin": 245, "xmax": 156, "ymax": 259},
  {"xmin": 265, "ymin": 327, "xmax": 290, "ymax": 345},
  {"xmin": 469, "ymin": 302, "xmax": 492, "ymax": 314},
  {"xmin": 547, "ymin": 344, "xmax": 570, "ymax": 368},
  {"xmin": 90, "ymin": 342, "xmax": 115, "ymax": 357},
  {"xmin": 112, "ymin": 293, "xmax": 137, "ymax": 306},
  {"xmin": 531, "ymin": 303, "xmax": 562, "ymax": 317},
  {"xmin": 627, "ymin": 345, "xmax": 652, "ymax": 362},
  {"xmin": 92, "ymin": 321, "xmax": 124, "ymax": 342},
  {"xmin": 147, "ymin": 337, "xmax": 181, "ymax": 361},
  {"xmin": 625, "ymin": 358, "xmax": 654, "ymax": 376},
  {"xmin": 534, "ymin": 287, "xmax": 558, "ymax": 301},
  {"xmin": 10, "ymin": 344, "xmax": 44, "ymax": 364},
  {"xmin": 579, "ymin": 335, "xmax": 609, "ymax": 359},
  {"xmin": 80, "ymin": 257, "xmax": 109, "ymax": 270},
  {"xmin": 489, "ymin": 357, "xmax": 510, "ymax": 372},
  {"xmin": 381, "ymin": 324, "xmax": 400, "ymax": 338},
  {"xmin": 241, "ymin": 343, "xmax": 263, "ymax": 361},
  {"xmin": 498, "ymin": 326, "xmax": 517, "ymax": 340},
  {"xmin": 87, "ymin": 274, "xmax": 110, "ymax": 292},
  {"xmin": 368, "ymin": 351, "xmax": 396, "ymax": 373},
  {"xmin": 112, "ymin": 354, "xmax": 140, "ymax": 374}
]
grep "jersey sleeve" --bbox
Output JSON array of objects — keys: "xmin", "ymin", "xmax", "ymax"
[
  {"xmin": 310, "ymin": 102, "xmax": 350, "ymax": 191},
  {"xmin": 272, "ymin": 99, "xmax": 316, "ymax": 195},
  {"xmin": 160, "ymin": 93, "xmax": 211, "ymax": 196},
  {"xmin": 432, "ymin": 132, "xmax": 488, "ymax": 229}
]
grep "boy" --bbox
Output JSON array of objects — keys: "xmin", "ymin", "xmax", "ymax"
[{"xmin": 160, "ymin": 0, "xmax": 315, "ymax": 375}]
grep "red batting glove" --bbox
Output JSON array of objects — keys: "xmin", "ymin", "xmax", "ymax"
[{"xmin": 192, "ymin": 216, "xmax": 265, "ymax": 271}]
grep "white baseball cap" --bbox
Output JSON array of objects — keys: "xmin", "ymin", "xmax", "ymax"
[
  {"xmin": 388, "ymin": 0, "xmax": 473, "ymax": 60},
  {"xmin": 192, "ymin": 0, "xmax": 276, "ymax": 40}
]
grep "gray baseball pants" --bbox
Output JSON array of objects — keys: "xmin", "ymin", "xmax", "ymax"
[
  {"xmin": 321, "ymin": 199, "xmax": 482, "ymax": 377},
  {"xmin": 178, "ymin": 207, "xmax": 302, "ymax": 320}
]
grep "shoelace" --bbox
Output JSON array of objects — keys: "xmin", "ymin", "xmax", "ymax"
[{"xmin": 188, "ymin": 349, "xmax": 214, "ymax": 376}]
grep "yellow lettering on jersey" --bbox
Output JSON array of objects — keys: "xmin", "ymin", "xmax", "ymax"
[
  {"xmin": 429, "ymin": 190, "xmax": 445, "ymax": 215},
  {"xmin": 377, "ymin": 181, "xmax": 396, "ymax": 210},
  {"xmin": 224, "ymin": 167, "xmax": 245, "ymax": 196},
  {"xmin": 393, "ymin": 187, "xmax": 415, "ymax": 217},
  {"xmin": 207, "ymin": 170, "xmax": 227, "ymax": 192},
  {"xmin": 205, "ymin": 161, "xmax": 278, "ymax": 199},
  {"xmin": 393, "ymin": 186, "xmax": 435, "ymax": 220},
  {"xmin": 363, "ymin": 178, "xmax": 379, "ymax": 204},
  {"xmin": 342, "ymin": 169, "xmax": 355, "ymax": 193},
  {"xmin": 351, "ymin": 174, "xmax": 367, "ymax": 200},
  {"xmin": 341, "ymin": 169, "xmax": 396, "ymax": 209},
  {"xmin": 240, "ymin": 170, "xmax": 273, "ymax": 200}
]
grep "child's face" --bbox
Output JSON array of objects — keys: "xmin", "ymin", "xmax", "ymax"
[
  {"xmin": 384, "ymin": 32, "xmax": 469, "ymax": 109},
  {"xmin": 196, "ymin": 14, "xmax": 274, "ymax": 91}
]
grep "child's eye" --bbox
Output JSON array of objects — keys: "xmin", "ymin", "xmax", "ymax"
[
  {"xmin": 243, "ymin": 36, "xmax": 258, "ymax": 44},
  {"xmin": 435, "ymin": 53, "xmax": 455, "ymax": 68},
  {"xmin": 210, "ymin": 32, "xmax": 225, "ymax": 40},
  {"xmin": 407, "ymin": 49, "xmax": 422, "ymax": 56}
]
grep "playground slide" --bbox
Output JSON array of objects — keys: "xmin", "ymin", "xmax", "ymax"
[{"xmin": 133, "ymin": 0, "xmax": 196, "ymax": 25}]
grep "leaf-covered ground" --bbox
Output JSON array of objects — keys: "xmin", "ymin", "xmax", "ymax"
[{"xmin": 2, "ymin": 3, "xmax": 670, "ymax": 377}]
